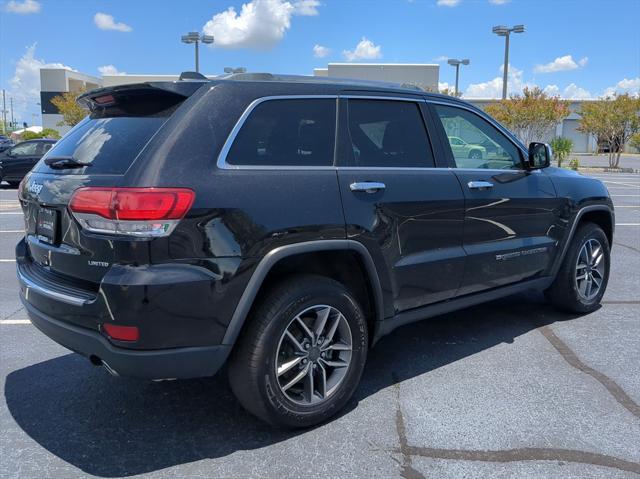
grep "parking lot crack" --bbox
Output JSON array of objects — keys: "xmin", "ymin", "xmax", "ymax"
[
  {"xmin": 614, "ymin": 241, "xmax": 640, "ymax": 255},
  {"xmin": 392, "ymin": 373, "xmax": 426, "ymax": 479},
  {"xmin": 538, "ymin": 325, "xmax": 640, "ymax": 418},
  {"xmin": 404, "ymin": 446, "xmax": 640, "ymax": 475}
]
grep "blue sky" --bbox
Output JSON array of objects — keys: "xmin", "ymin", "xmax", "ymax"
[{"xmin": 1, "ymin": 0, "xmax": 639, "ymax": 124}]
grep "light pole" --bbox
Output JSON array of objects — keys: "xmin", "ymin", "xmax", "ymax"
[
  {"xmin": 181, "ymin": 32, "xmax": 214, "ymax": 73},
  {"xmin": 447, "ymin": 58, "xmax": 470, "ymax": 97},
  {"xmin": 492, "ymin": 24, "xmax": 525, "ymax": 99}
]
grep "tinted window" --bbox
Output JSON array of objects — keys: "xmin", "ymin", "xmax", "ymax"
[
  {"xmin": 10, "ymin": 142, "xmax": 38, "ymax": 156},
  {"xmin": 227, "ymin": 99, "xmax": 336, "ymax": 167},
  {"xmin": 33, "ymin": 117, "xmax": 167, "ymax": 175},
  {"xmin": 37, "ymin": 142, "xmax": 54, "ymax": 155},
  {"xmin": 434, "ymin": 105, "xmax": 522, "ymax": 170},
  {"xmin": 346, "ymin": 99, "xmax": 434, "ymax": 168}
]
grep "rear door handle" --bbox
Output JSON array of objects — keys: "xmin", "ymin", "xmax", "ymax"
[
  {"xmin": 467, "ymin": 180, "xmax": 493, "ymax": 190},
  {"xmin": 350, "ymin": 181, "xmax": 386, "ymax": 193}
]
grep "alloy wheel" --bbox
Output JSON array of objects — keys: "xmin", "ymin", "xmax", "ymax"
[
  {"xmin": 575, "ymin": 238, "xmax": 605, "ymax": 300},
  {"xmin": 275, "ymin": 305, "xmax": 353, "ymax": 406}
]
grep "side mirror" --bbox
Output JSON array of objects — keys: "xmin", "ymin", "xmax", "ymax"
[{"xmin": 527, "ymin": 142, "xmax": 552, "ymax": 169}]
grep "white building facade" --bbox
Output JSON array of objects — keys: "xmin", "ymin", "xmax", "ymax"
[{"xmin": 40, "ymin": 69, "xmax": 101, "ymax": 135}]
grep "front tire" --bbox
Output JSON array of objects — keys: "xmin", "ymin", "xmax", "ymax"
[
  {"xmin": 228, "ymin": 275, "xmax": 368, "ymax": 428},
  {"xmin": 545, "ymin": 222, "xmax": 610, "ymax": 313},
  {"xmin": 469, "ymin": 150, "xmax": 483, "ymax": 160}
]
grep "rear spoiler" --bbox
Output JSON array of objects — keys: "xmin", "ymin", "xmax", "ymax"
[{"xmin": 77, "ymin": 82, "xmax": 207, "ymax": 112}]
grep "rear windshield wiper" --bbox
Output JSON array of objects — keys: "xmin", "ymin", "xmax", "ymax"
[{"xmin": 44, "ymin": 156, "xmax": 91, "ymax": 169}]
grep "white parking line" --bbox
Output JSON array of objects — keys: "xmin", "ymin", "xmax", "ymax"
[
  {"xmin": 0, "ymin": 319, "xmax": 30, "ymax": 325},
  {"xmin": 0, "ymin": 212, "xmax": 23, "ymax": 215},
  {"xmin": 0, "ymin": 230, "xmax": 23, "ymax": 233},
  {"xmin": 611, "ymin": 195, "xmax": 640, "ymax": 197},
  {"xmin": 603, "ymin": 181, "xmax": 640, "ymax": 187},
  {"xmin": 615, "ymin": 205, "xmax": 640, "ymax": 208},
  {"xmin": 0, "ymin": 259, "xmax": 16, "ymax": 262},
  {"xmin": 616, "ymin": 223, "xmax": 640, "ymax": 226}
]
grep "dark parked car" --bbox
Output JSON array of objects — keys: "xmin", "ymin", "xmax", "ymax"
[
  {"xmin": 16, "ymin": 74, "xmax": 614, "ymax": 428},
  {"xmin": 0, "ymin": 139, "xmax": 56, "ymax": 186},
  {"xmin": 0, "ymin": 136, "xmax": 14, "ymax": 153}
]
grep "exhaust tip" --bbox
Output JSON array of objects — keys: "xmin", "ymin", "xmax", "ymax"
[{"xmin": 89, "ymin": 355, "xmax": 119, "ymax": 376}]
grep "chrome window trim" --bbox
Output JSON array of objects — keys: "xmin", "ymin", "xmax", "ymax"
[
  {"xmin": 425, "ymin": 99, "xmax": 529, "ymax": 158},
  {"xmin": 216, "ymin": 95, "xmax": 339, "ymax": 170},
  {"xmin": 341, "ymin": 94, "xmax": 426, "ymax": 102},
  {"xmin": 216, "ymin": 94, "xmax": 434, "ymax": 171}
]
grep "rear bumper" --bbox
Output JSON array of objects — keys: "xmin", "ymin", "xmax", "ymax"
[{"xmin": 21, "ymin": 296, "xmax": 231, "ymax": 379}]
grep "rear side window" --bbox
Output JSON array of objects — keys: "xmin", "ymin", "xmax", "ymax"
[
  {"xmin": 33, "ymin": 117, "xmax": 167, "ymax": 175},
  {"xmin": 346, "ymin": 99, "xmax": 435, "ymax": 168},
  {"xmin": 226, "ymin": 99, "xmax": 336, "ymax": 167}
]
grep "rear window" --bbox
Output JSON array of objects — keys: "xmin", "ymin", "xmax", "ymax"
[
  {"xmin": 33, "ymin": 116, "xmax": 166, "ymax": 175},
  {"xmin": 226, "ymin": 98, "xmax": 336, "ymax": 167}
]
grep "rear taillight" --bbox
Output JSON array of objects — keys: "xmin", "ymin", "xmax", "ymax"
[{"xmin": 69, "ymin": 187, "xmax": 195, "ymax": 237}]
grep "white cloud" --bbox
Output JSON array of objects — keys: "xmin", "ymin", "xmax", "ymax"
[
  {"xmin": 98, "ymin": 65, "xmax": 126, "ymax": 76},
  {"xmin": 562, "ymin": 83, "xmax": 592, "ymax": 99},
  {"xmin": 8, "ymin": 44, "xmax": 74, "ymax": 124},
  {"xmin": 533, "ymin": 55, "xmax": 588, "ymax": 74},
  {"xmin": 342, "ymin": 37, "xmax": 382, "ymax": 62},
  {"xmin": 202, "ymin": 0, "xmax": 319, "ymax": 50},
  {"xmin": 433, "ymin": 55, "xmax": 448, "ymax": 63},
  {"xmin": 542, "ymin": 84, "xmax": 560, "ymax": 96},
  {"xmin": 489, "ymin": 0, "xmax": 510, "ymax": 4},
  {"xmin": 438, "ymin": 82, "xmax": 451, "ymax": 91},
  {"xmin": 293, "ymin": 0, "xmax": 320, "ymax": 15},
  {"xmin": 5, "ymin": 0, "xmax": 40, "ymax": 14},
  {"xmin": 94, "ymin": 12, "xmax": 132, "ymax": 32},
  {"xmin": 464, "ymin": 64, "xmax": 532, "ymax": 98},
  {"xmin": 313, "ymin": 44, "xmax": 330, "ymax": 58},
  {"xmin": 602, "ymin": 77, "xmax": 640, "ymax": 98},
  {"xmin": 437, "ymin": 0, "xmax": 461, "ymax": 6}
]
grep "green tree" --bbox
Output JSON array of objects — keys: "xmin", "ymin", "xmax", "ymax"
[
  {"xmin": 627, "ymin": 132, "xmax": 640, "ymax": 153},
  {"xmin": 21, "ymin": 128, "xmax": 60, "ymax": 140},
  {"xmin": 578, "ymin": 94, "xmax": 640, "ymax": 168},
  {"xmin": 550, "ymin": 137, "xmax": 573, "ymax": 168},
  {"xmin": 50, "ymin": 90, "xmax": 88, "ymax": 127},
  {"xmin": 484, "ymin": 87, "xmax": 570, "ymax": 146}
]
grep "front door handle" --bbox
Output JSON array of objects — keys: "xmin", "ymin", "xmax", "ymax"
[
  {"xmin": 350, "ymin": 181, "xmax": 386, "ymax": 193},
  {"xmin": 467, "ymin": 180, "xmax": 494, "ymax": 190}
]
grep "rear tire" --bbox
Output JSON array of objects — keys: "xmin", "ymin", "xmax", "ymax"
[
  {"xmin": 228, "ymin": 274, "xmax": 368, "ymax": 428},
  {"xmin": 545, "ymin": 222, "xmax": 610, "ymax": 313}
]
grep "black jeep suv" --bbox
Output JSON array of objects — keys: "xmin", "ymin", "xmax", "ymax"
[{"xmin": 16, "ymin": 73, "xmax": 614, "ymax": 428}]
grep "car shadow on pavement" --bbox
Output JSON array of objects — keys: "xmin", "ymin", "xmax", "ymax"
[{"xmin": 4, "ymin": 291, "xmax": 573, "ymax": 477}]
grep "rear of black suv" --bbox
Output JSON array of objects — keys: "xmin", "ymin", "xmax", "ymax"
[{"xmin": 17, "ymin": 81, "xmax": 247, "ymax": 379}]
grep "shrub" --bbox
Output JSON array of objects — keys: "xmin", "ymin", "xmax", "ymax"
[
  {"xmin": 569, "ymin": 158, "xmax": 580, "ymax": 171},
  {"xmin": 630, "ymin": 132, "xmax": 640, "ymax": 153},
  {"xmin": 550, "ymin": 137, "xmax": 573, "ymax": 168}
]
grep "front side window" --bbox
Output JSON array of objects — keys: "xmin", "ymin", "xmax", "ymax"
[
  {"xmin": 10, "ymin": 142, "xmax": 38, "ymax": 156},
  {"xmin": 226, "ymin": 99, "xmax": 336, "ymax": 167},
  {"xmin": 434, "ymin": 104, "xmax": 522, "ymax": 169},
  {"xmin": 346, "ymin": 99, "xmax": 435, "ymax": 168}
]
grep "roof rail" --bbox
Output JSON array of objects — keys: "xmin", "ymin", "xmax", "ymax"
[{"xmin": 179, "ymin": 71, "xmax": 209, "ymax": 81}]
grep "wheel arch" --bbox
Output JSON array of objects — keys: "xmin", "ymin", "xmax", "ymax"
[
  {"xmin": 222, "ymin": 240, "xmax": 385, "ymax": 346},
  {"xmin": 551, "ymin": 204, "xmax": 614, "ymax": 277}
]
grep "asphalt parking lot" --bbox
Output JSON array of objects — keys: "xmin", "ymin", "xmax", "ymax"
[{"xmin": 1, "ymin": 172, "xmax": 639, "ymax": 478}]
